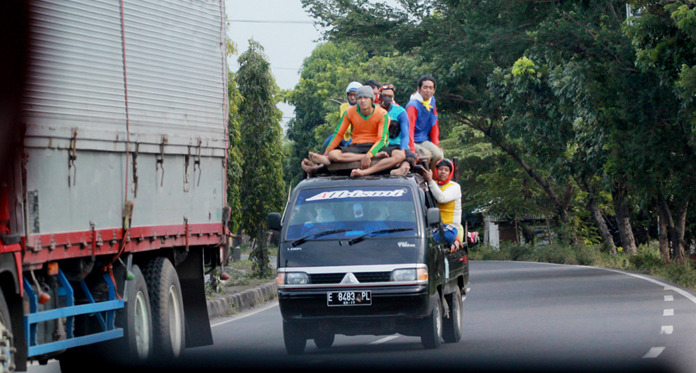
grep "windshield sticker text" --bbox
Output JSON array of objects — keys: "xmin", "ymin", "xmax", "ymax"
[{"xmin": 306, "ymin": 189, "xmax": 407, "ymax": 201}]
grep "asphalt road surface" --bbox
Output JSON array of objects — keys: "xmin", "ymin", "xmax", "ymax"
[{"xmin": 29, "ymin": 261, "xmax": 696, "ymax": 373}]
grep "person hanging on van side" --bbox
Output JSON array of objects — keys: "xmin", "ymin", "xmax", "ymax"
[
  {"xmin": 423, "ymin": 159, "xmax": 463, "ymax": 252},
  {"xmin": 307, "ymin": 85, "xmax": 405, "ymax": 177},
  {"xmin": 406, "ymin": 75, "xmax": 444, "ymax": 170}
]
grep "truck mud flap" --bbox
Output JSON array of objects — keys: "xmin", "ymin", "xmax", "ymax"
[{"xmin": 177, "ymin": 249, "xmax": 213, "ymax": 348}]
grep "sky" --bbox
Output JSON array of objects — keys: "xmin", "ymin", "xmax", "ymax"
[
  {"xmin": 225, "ymin": 0, "xmax": 322, "ymax": 131},
  {"xmin": 225, "ymin": 0, "xmax": 401, "ymax": 133}
]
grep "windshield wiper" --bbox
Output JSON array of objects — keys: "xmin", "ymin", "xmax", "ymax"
[
  {"xmin": 348, "ymin": 228, "xmax": 414, "ymax": 246},
  {"xmin": 291, "ymin": 229, "xmax": 351, "ymax": 247}
]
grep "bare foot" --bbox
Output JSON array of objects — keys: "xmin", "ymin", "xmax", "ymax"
[
  {"xmin": 450, "ymin": 240, "xmax": 461, "ymax": 253},
  {"xmin": 390, "ymin": 163, "xmax": 410, "ymax": 176},
  {"xmin": 301, "ymin": 158, "xmax": 324, "ymax": 177},
  {"xmin": 309, "ymin": 152, "xmax": 331, "ymax": 166},
  {"xmin": 350, "ymin": 168, "xmax": 368, "ymax": 178},
  {"xmin": 374, "ymin": 151, "xmax": 390, "ymax": 159}
]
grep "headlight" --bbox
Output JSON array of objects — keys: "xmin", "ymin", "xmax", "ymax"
[
  {"xmin": 391, "ymin": 268, "xmax": 428, "ymax": 282},
  {"xmin": 285, "ymin": 272, "xmax": 309, "ymax": 285},
  {"xmin": 391, "ymin": 269, "xmax": 417, "ymax": 282}
]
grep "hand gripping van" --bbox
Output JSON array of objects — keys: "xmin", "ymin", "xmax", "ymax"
[{"xmin": 268, "ymin": 173, "xmax": 469, "ymax": 354}]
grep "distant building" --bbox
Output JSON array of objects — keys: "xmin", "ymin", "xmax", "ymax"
[{"xmin": 483, "ymin": 213, "xmax": 554, "ymax": 249}]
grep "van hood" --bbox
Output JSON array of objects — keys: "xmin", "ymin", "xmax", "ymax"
[{"xmin": 278, "ymin": 237, "xmax": 423, "ymax": 268}]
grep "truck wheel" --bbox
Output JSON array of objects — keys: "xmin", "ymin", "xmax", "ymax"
[
  {"xmin": 313, "ymin": 332, "xmax": 334, "ymax": 349},
  {"xmin": 144, "ymin": 257, "xmax": 185, "ymax": 359},
  {"xmin": 116, "ymin": 264, "xmax": 153, "ymax": 361},
  {"xmin": 442, "ymin": 289, "xmax": 463, "ymax": 343},
  {"xmin": 283, "ymin": 321, "xmax": 306, "ymax": 355},
  {"xmin": 0, "ymin": 288, "xmax": 15, "ymax": 373},
  {"xmin": 420, "ymin": 295, "xmax": 442, "ymax": 349}
]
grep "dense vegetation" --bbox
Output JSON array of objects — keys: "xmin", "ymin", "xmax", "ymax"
[
  {"xmin": 228, "ymin": 40, "xmax": 285, "ymax": 278},
  {"xmin": 279, "ymin": 0, "xmax": 696, "ymax": 266}
]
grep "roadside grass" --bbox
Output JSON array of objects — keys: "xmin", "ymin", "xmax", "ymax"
[
  {"xmin": 205, "ymin": 254, "xmax": 276, "ymax": 299},
  {"xmin": 469, "ymin": 242, "xmax": 696, "ymax": 291}
]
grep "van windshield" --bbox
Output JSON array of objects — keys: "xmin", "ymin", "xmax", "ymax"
[{"xmin": 285, "ymin": 186, "xmax": 418, "ymax": 241}]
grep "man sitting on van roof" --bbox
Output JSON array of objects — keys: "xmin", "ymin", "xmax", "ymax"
[
  {"xmin": 307, "ymin": 85, "xmax": 405, "ymax": 177},
  {"xmin": 406, "ymin": 75, "xmax": 444, "ymax": 170},
  {"xmin": 424, "ymin": 159, "xmax": 463, "ymax": 252},
  {"xmin": 303, "ymin": 82, "xmax": 362, "ymax": 177}
]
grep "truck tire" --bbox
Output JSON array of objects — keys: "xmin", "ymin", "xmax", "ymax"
[
  {"xmin": 144, "ymin": 257, "xmax": 185, "ymax": 359},
  {"xmin": 116, "ymin": 264, "xmax": 153, "ymax": 361},
  {"xmin": 420, "ymin": 295, "xmax": 442, "ymax": 349},
  {"xmin": 313, "ymin": 332, "xmax": 334, "ymax": 349},
  {"xmin": 283, "ymin": 321, "xmax": 306, "ymax": 355},
  {"xmin": 0, "ymin": 288, "xmax": 15, "ymax": 373},
  {"xmin": 442, "ymin": 289, "xmax": 463, "ymax": 343}
]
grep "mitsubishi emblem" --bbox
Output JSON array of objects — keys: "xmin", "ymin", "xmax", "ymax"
[{"xmin": 341, "ymin": 273, "xmax": 359, "ymax": 284}]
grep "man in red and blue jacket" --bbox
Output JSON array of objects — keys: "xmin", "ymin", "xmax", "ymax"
[{"xmin": 406, "ymin": 75, "xmax": 443, "ymax": 169}]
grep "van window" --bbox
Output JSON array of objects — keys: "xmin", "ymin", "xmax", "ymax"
[{"xmin": 285, "ymin": 186, "xmax": 418, "ymax": 240}]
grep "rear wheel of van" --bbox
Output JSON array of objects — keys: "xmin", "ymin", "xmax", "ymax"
[
  {"xmin": 144, "ymin": 257, "xmax": 186, "ymax": 359},
  {"xmin": 442, "ymin": 289, "xmax": 463, "ymax": 343},
  {"xmin": 421, "ymin": 296, "xmax": 442, "ymax": 349},
  {"xmin": 283, "ymin": 321, "xmax": 306, "ymax": 354},
  {"xmin": 313, "ymin": 332, "xmax": 335, "ymax": 349}
]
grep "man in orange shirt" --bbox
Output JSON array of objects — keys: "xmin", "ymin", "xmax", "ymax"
[{"xmin": 308, "ymin": 86, "xmax": 405, "ymax": 177}]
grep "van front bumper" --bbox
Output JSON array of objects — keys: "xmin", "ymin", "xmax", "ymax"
[{"xmin": 278, "ymin": 284, "xmax": 431, "ymax": 321}]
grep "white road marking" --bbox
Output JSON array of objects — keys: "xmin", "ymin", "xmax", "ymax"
[
  {"xmin": 661, "ymin": 325, "xmax": 673, "ymax": 335},
  {"xmin": 643, "ymin": 347, "xmax": 665, "ymax": 358},
  {"xmin": 663, "ymin": 309, "xmax": 674, "ymax": 316},
  {"xmin": 211, "ymin": 301, "xmax": 279, "ymax": 328},
  {"xmin": 537, "ymin": 263, "xmax": 696, "ymax": 305},
  {"xmin": 369, "ymin": 335, "xmax": 399, "ymax": 345},
  {"xmin": 664, "ymin": 295, "xmax": 674, "ymax": 302}
]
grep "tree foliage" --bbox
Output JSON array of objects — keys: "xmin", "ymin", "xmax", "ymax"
[
  {"xmin": 293, "ymin": 0, "xmax": 696, "ymax": 260},
  {"xmin": 236, "ymin": 40, "xmax": 286, "ymax": 277}
]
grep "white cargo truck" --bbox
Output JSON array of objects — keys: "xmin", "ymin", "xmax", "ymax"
[{"xmin": 0, "ymin": 0, "xmax": 229, "ymax": 370}]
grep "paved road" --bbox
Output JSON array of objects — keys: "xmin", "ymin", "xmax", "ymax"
[{"xmin": 29, "ymin": 261, "xmax": 696, "ymax": 372}]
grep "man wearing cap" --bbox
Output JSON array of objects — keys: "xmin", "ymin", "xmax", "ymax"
[
  {"xmin": 308, "ymin": 85, "xmax": 405, "ymax": 177},
  {"xmin": 406, "ymin": 75, "xmax": 444, "ymax": 170},
  {"xmin": 423, "ymin": 159, "xmax": 463, "ymax": 252}
]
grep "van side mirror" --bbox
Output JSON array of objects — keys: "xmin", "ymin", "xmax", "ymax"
[
  {"xmin": 267, "ymin": 212, "xmax": 282, "ymax": 231},
  {"xmin": 426, "ymin": 208, "xmax": 440, "ymax": 227}
]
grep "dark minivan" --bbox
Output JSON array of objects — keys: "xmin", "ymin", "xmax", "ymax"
[{"xmin": 268, "ymin": 174, "xmax": 469, "ymax": 354}]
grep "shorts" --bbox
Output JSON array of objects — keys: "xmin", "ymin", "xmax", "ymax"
[
  {"xmin": 415, "ymin": 141, "xmax": 443, "ymax": 163},
  {"xmin": 404, "ymin": 149, "xmax": 418, "ymax": 166},
  {"xmin": 337, "ymin": 143, "xmax": 396, "ymax": 156},
  {"xmin": 432, "ymin": 224, "xmax": 463, "ymax": 245}
]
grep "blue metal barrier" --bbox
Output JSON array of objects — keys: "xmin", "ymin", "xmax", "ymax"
[{"xmin": 23, "ymin": 269, "xmax": 125, "ymax": 357}]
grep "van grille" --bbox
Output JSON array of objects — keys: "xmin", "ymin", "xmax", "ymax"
[{"xmin": 309, "ymin": 273, "xmax": 345, "ymax": 284}]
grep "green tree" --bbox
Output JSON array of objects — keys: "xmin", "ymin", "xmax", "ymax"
[
  {"xmin": 284, "ymin": 41, "xmax": 373, "ymax": 186},
  {"xmin": 625, "ymin": 1, "xmax": 696, "ymax": 260},
  {"xmin": 237, "ymin": 40, "xmax": 286, "ymax": 277},
  {"xmin": 227, "ymin": 70, "xmax": 243, "ymax": 233}
]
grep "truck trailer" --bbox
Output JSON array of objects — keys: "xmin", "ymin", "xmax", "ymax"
[{"xmin": 0, "ymin": 0, "xmax": 229, "ymax": 370}]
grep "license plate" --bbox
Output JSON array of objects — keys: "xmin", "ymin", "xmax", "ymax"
[{"xmin": 327, "ymin": 291, "xmax": 372, "ymax": 306}]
